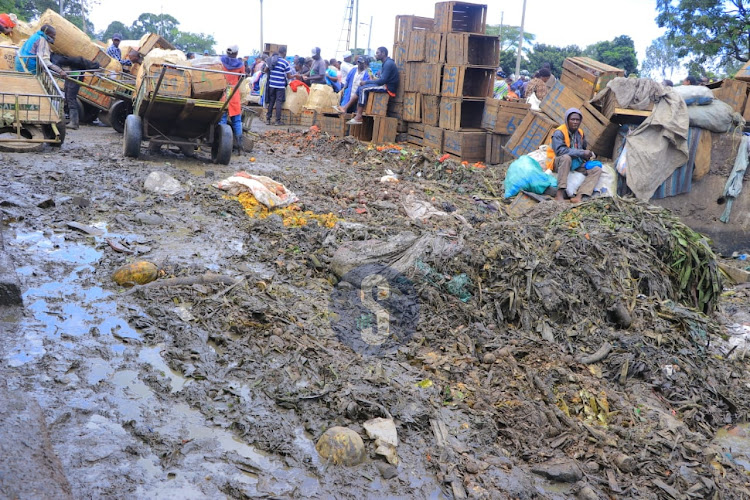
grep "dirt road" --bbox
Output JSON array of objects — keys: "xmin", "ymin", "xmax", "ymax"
[{"xmin": 1, "ymin": 121, "xmax": 750, "ymax": 499}]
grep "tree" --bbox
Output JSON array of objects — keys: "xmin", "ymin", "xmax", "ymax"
[
  {"xmin": 527, "ymin": 44, "xmax": 582, "ymax": 78},
  {"xmin": 129, "ymin": 13, "xmax": 179, "ymax": 39},
  {"xmin": 656, "ymin": 0, "xmax": 749, "ymax": 66},
  {"xmin": 584, "ymin": 35, "xmax": 639, "ymax": 75},
  {"xmin": 101, "ymin": 21, "xmax": 133, "ymax": 42},
  {"xmin": 486, "ymin": 24, "xmax": 536, "ymax": 75},
  {"xmin": 641, "ymin": 36, "xmax": 680, "ymax": 80},
  {"xmin": 172, "ymin": 31, "xmax": 216, "ymax": 54},
  {"xmin": 4, "ymin": 0, "xmax": 96, "ymax": 36}
]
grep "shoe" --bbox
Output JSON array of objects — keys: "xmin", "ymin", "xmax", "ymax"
[
  {"xmin": 347, "ymin": 118, "xmax": 363, "ymax": 125},
  {"xmin": 274, "ymin": 121, "xmax": 283, "ymax": 126},
  {"xmin": 265, "ymin": 118, "xmax": 271, "ymax": 125}
]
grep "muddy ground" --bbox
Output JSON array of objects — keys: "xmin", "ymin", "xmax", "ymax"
[{"xmin": 1, "ymin": 120, "xmax": 750, "ymax": 499}]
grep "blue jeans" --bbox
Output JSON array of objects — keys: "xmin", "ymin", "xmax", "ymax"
[{"xmin": 220, "ymin": 113, "xmax": 242, "ymax": 137}]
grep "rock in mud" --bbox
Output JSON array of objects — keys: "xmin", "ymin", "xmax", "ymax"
[
  {"xmin": 0, "ymin": 251, "xmax": 23, "ymax": 306},
  {"xmin": 363, "ymin": 417, "xmax": 399, "ymax": 465},
  {"xmin": 531, "ymin": 459, "xmax": 583, "ymax": 483},
  {"xmin": 376, "ymin": 462, "xmax": 398, "ymax": 479},
  {"xmin": 143, "ymin": 171, "xmax": 183, "ymax": 195},
  {"xmin": 315, "ymin": 427, "xmax": 366, "ymax": 466}
]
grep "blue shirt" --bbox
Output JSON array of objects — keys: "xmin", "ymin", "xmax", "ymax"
[
  {"xmin": 268, "ymin": 58, "xmax": 291, "ymax": 89},
  {"xmin": 107, "ymin": 44, "xmax": 132, "ymax": 65}
]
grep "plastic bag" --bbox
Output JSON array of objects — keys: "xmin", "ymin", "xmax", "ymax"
[
  {"xmin": 526, "ymin": 92, "xmax": 541, "ymax": 111},
  {"xmin": 504, "ymin": 155, "xmax": 558, "ymax": 198},
  {"xmin": 616, "ymin": 143, "xmax": 628, "ymax": 176},
  {"xmin": 688, "ymin": 99, "xmax": 744, "ymax": 133},
  {"xmin": 673, "ymin": 85, "xmax": 714, "ymax": 106},
  {"xmin": 565, "ymin": 171, "xmax": 586, "ymax": 198},
  {"xmin": 527, "ymin": 145, "xmax": 549, "ymax": 166},
  {"xmin": 215, "ymin": 172, "xmax": 299, "ymax": 208}
]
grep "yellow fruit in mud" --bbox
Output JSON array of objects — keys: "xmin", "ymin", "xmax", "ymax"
[
  {"xmin": 250, "ymin": 157, "xmax": 256, "ymax": 162},
  {"xmin": 315, "ymin": 426, "xmax": 366, "ymax": 466},
  {"xmin": 112, "ymin": 261, "xmax": 159, "ymax": 287}
]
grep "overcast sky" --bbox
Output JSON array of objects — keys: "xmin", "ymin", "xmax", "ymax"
[{"xmin": 89, "ymin": 0, "xmax": 664, "ymax": 66}]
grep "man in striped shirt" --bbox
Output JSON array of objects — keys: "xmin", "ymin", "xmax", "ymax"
[
  {"xmin": 106, "ymin": 33, "xmax": 132, "ymax": 67},
  {"xmin": 266, "ymin": 46, "xmax": 292, "ymax": 125}
]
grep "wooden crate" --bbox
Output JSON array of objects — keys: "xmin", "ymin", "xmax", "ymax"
[
  {"xmin": 189, "ymin": 63, "xmax": 226, "ymax": 100},
  {"xmin": 414, "ymin": 63, "xmax": 443, "ymax": 95},
  {"xmin": 319, "ymin": 113, "xmax": 348, "ymax": 137},
  {"xmin": 387, "ymin": 99, "xmax": 404, "ymax": 120},
  {"xmin": 138, "ymin": 33, "xmax": 174, "ymax": 55},
  {"xmin": 78, "ymin": 84, "xmax": 113, "ymax": 110},
  {"xmin": 540, "ymin": 80, "xmax": 584, "ymax": 124},
  {"xmin": 403, "ymin": 62, "xmax": 420, "ymax": 92},
  {"xmin": 140, "ymin": 64, "xmax": 191, "ymax": 98},
  {"xmin": 373, "ymin": 116, "xmax": 398, "ymax": 144},
  {"xmin": 713, "ymin": 78, "xmax": 749, "ymax": 114},
  {"xmin": 423, "ymin": 125, "xmax": 444, "ymax": 152},
  {"xmin": 485, "ymin": 132, "xmax": 510, "ymax": 164},
  {"xmin": 263, "ymin": 42, "xmax": 285, "ymax": 55},
  {"xmin": 393, "ymin": 43, "xmax": 408, "ymax": 73},
  {"xmin": 439, "ymin": 97, "xmax": 484, "ymax": 130},
  {"xmin": 407, "ymin": 30, "xmax": 427, "ymax": 62},
  {"xmin": 350, "ymin": 116, "xmax": 375, "ymax": 141},
  {"xmin": 425, "ymin": 32, "xmax": 446, "ymax": 64},
  {"xmin": 403, "ymin": 92, "xmax": 421, "ymax": 122},
  {"xmin": 504, "ymin": 111, "xmax": 558, "ymax": 159},
  {"xmin": 744, "ymin": 94, "xmax": 750, "ymax": 122},
  {"xmin": 481, "ymin": 98, "xmax": 529, "ymax": 134},
  {"xmin": 441, "ymin": 66, "xmax": 493, "ymax": 98},
  {"xmin": 281, "ymin": 109, "xmax": 301, "ymax": 126},
  {"xmin": 394, "ymin": 15, "xmax": 434, "ymax": 45},
  {"xmin": 446, "ymin": 33, "xmax": 499, "ymax": 67},
  {"xmin": 559, "ymin": 57, "xmax": 625, "ymax": 100},
  {"xmin": 580, "ymin": 102, "xmax": 618, "ymax": 158},
  {"xmin": 407, "ymin": 122, "xmax": 425, "ymax": 146},
  {"xmin": 300, "ymin": 109, "xmax": 318, "ymax": 127},
  {"xmin": 364, "ymin": 92, "xmax": 390, "ymax": 116},
  {"xmin": 434, "ymin": 2, "xmax": 487, "ymax": 34},
  {"xmin": 422, "ymin": 95, "xmax": 441, "ymax": 126},
  {"xmin": 443, "ymin": 130, "xmax": 486, "ymax": 162},
  {"xmin": 735, "ymin": 60, "xmax": 750, "ymax": 82},
  {"xmin": 592, "ymin": 88, "xmax": 654, "ymax": 120}
]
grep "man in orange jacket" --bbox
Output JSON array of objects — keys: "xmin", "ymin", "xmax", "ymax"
[{"xmin": 220, "ymin": 44, "xmax": 245, "ymax": 154}]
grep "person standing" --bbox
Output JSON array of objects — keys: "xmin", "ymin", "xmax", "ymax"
[
  {"xmin": 106, "ymin": 33, "xmax": 132, "ymax": 67},
  {"xmin": 546, "ymin": 108, "xmax": 601, "ymax": 203},
  {"xmin": 16, "ymin": 25, "xmax": 66, "ymax": 76},
  {"xmin": 0, "ymin": 13, "xmax": 16, "ymax": 36},
  {"xmin": 347, "ymin": 47, "xmax": 398, "ymax": 125},
  {"xmin": 339, "ymin": 51, "xmax": 354, "ymax": 81},
  {"xmin": 302, "ymin": 47, "xmax": 326, "ymax": 85},
  {"xmin": 265, "ymin": 46, "xmax": 292, "ymax": 125},
  {"xmin": 220, "ymin": 44, "xmax": 246, "ymax": 153},
  {"xmin": 51, "ymin": 54, "xmax": 99, "ymax": 130}
]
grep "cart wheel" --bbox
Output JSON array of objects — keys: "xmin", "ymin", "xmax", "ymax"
[
  {"xmin": 98, "ymin": 110, "xmax": 111, "ymax": 127},
  {"xmin": 77, "ymin": 99, "xmax": 98, "ymax": 124},
  {"xmin": 0, "ymin": 125, "xmax": 46, "ymax": 152},
  {"xmin": 108, "ymin": 100, "xmax": 132, "ymax": 134},
  {"xmin": 123, "ymin": 115, "xmax": 142, "ymax": 158},
  {"xmin": 42, "ymin": 120, "xmax": 66, "ymax": 148},
  {"xmin": 211, "ymin": 124, "xmax": 233, "ymax": 165}
]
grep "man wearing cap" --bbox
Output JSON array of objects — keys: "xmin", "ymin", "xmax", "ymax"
[
  {"xmin": 16, "ymin": 24, "xmax": 66, "ymax": 76},
  {"xmin": 0, "ymin": 13, "xmax": 16, "ymax": 36},
  {"xmin": 546, "ymin": 108, "xmax": 601, "ymax": 203},
  {"xmin": 347, "ymin": 46, "xmax": 398, "ymax": 125},
  {"xmin": 220, "ymin": 44, "xmax": 246, "ymax": 153},
  {"xmin": 107, "ymin": 33, "xmax": 132, "ymax": 66},
  {"xmin": 339, "ymin": 51, "xmax": 354, "ymax": 81},
  {"xmin": 337, "ymin": 56, "xmax": 373, "ymax": 113},
  {"xmin": 301, "ymin": 47, "xmax": 326, "ymax": 85},
  {"xmin": 266, "ymin": 46, "xmax": 292, "ymax": 125}
]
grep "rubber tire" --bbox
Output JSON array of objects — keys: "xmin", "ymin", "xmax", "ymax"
[
  {"xmin": 0, "ymin": 125, "xmax": 45, "ymax": 152},
  {"xmin": 78, "ymin": 99, "xmax": 98, "ymax": 124},
  {"xmin": 211, "ymin": 124, "xmax": 233, "ymax": 165},
  {"xmin": 123, "ymin": 114, "xmax": 142, "ymax": 158},
  {"xmin": 42, "ymin": 120, "xmax": 66, "ymax": 148},
  {"xmin": 108, "ymin": 100, "xmax": 132, "ymax": 134}
]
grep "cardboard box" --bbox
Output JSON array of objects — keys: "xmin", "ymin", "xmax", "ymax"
[
  {"xmin": 441, "ymin": 65, "xmax": 493, "ymax": 98},
  {"xmin": 443, "ymin": 130, "xmax": 486, "ymax": 161},
  {"xmin": 485, "ymin": 132, "xmax": 510, "ymax": 164},
  {"xmin": 434, "ymin": 2, "xmax": 487, "ymax": 34},
  {"xmin": 189, "ymin": 63, "xmax": 226, "ymax": 100},
  {"xmin": 403, "ymin": 92, "xmax": 421, "ymax": 122},
  {"xmin": 481, "ymin": 98, "xmax": 530, "ymax": 134},
  {"xmin": 407, "ymin": 30, "xmax": 427, "ymax": 62},
  {"xmin": 425, "ymin": 32, "xmax": 446, "ymax": 64},
  {"xmin": 504, "ymin": 111, "xmax": 557, "ymax": 159},
  {"xmin": 0, "ymin": 45, "xmax": 16, "ymax": 70},
  {"xmin": 559, "ymin": 56, "xmax": 625, "ymax": 100},
  {"xmin": 373, "ymin": 116, "xmax": 398, "ymax": 144},
  {"xmin": 421, "ymin": 94, "xmax": 441, "ymax": 126},
  {"xmin": 439, "ymin": 97, "xmax": 484, "ymax": 130},
  {"xmin": 140, "ymin": 64, "xmax": 192, "ymax": 98},
  {"xmin": 423, "ymin": 124, "xmax": 444, "ymax": 152},
  {"xmin": 394, "ymin": 15, "xmax": 433, "ymax": 45},
  {"xmin": 364, "ymin": 92, "xmax": 390, "ymax": 116},
  {"xmin": 446, "ymin": 33, "xmax": 499, "ymax": 67},
  {"xmin": 407, "ymin": 122, "xmax": 425, "ymax": 146}
]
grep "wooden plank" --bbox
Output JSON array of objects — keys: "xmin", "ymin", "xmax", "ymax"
[
  {"xmin": 424, "ymin": 32, "xmax": 445, "ymax": 64},
  {"xmin": 581, "ymin": 101, "xmax": 618, "ymax": 158},
  {"xmin": 443, "ymin": 130, "xmax": 486, "ymax": 162},
  {"xmin": 364, "ymin": 92, "xmax": 389, "ymax": 116},
  {"xmin": 441, "ymin": 65, "xmax": 493, "ymax": 98},
  {"xmin": 423, "ymin": 124, "xmax": 444, "ymax": 151},
  {"xmin": 540, "ymin": 80, "xmax": 585, "ymax": 124},
  {"xmin": 434, "ymin": 2, "xmax": 487, "ymax": 34},
  {"xmin": 421, "ymin": 95, "xmax": 441, "ymax": 126},
  {"xmin": 559, "ymin": 72, "xmax": 593, "ymax": 101},
  {"xmin": 713, "ymin": 78, "xmax": 749, "ymax": 114},
  {"xmin": 481, "ymin": 98, "xmax": 499, "ymax": 131},
  {"xmin": 485, "ymin": 132, "xmax": 510, "ymax": 164},
  {"xmin": 350, "ymin": 116, "xmax": 375, "ymax": 141},
  {"xmin": 404, "ymin": 62, "xmax": 420, "ymax": 92},
  {"xmin": 446, "ymin": 33, "xmax": 499, "ymax": 67},
  {"xmin": 394, "ymin": 15, "xmax": 433, "ymax": 45},
  {"xmin": 403, "ymin": 92, "xmax": 421, "ymax": 122},
  {"xmin": 393, "ymin": 43, "xmax": 408, "ymax": 73},
  {"xmin": 0, "ymin": 73, "xmax": 59, "ymax": 123},
  {"xmin": 439, "ymin": 97, "xmax": 484, "ymax": 130},
  {"xmin": 504, "ymin": 111, "xmax": 557, "ymax": 159},
  {"xmin": 373, "ymin": 116, "xmax": 398, "ymax": 143},
  {"xmin": 407, "ymin": 30, "xmax": 427, "ymax": 62},
  {"xmin": 417, "ymin": 63, "xmax": 443, "ymax": 95}
]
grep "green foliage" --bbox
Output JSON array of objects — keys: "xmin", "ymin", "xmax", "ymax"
[
  {"xmin": 656, "ymin": 0, "xmax": 749, "ymax": 66},
  {"xmin": 172, "ymin": 31, "xmax": 216, "ymax": 54},
  {"xmin": 486, "ymin": 24, "xmax": 535, "ymax": 54},
  {"xmin": 101, "ymin": 21, "xmax": 132, "ymax": 42},
  {"xmin": 584, "ymin": 35, "xmax": 638, "ymax": 75},
  {"xmin": 100, "ymin": 12, "xmax": 215, "ymax": 53},
  {"xmin": 527, "ymin": 44, "xmax": 582, "ymax": 78},
  {"xmin": 641, "ymin": 36, "xmax": 680, "ymax": 79}
]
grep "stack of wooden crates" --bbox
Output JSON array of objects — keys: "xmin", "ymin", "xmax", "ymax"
[{"xmin": 389, "ymin": 2, "xmax": 500, "ymax": 162}]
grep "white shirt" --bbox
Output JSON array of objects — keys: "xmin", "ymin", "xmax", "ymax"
[{"xmin": 340, "ymin": 61, "xmax": 354, "ymax": 82}]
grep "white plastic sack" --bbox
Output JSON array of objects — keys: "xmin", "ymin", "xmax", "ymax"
[
  {"xmin": 526, "ymin": 92, "xmax": 542, "ymax": 111},
  {"xmin": 673, "ymin": 85, "xmax": 714, "ymax": 106},
  {"xmin": 596, "ymin": 163, "xmax": 617, "ymax": 197},
  {"xmin": 565, "ymin": 171, "xmax": 586, "ymax": 198},
  {"xmin": 527, "ymin": 145, "xmax": 549, "ymax": 166},
  {"xmin": 616, "ymin": 143, "xmax": 628, "ymax": 176},
  {"xmin": 215, "ymin": 172, "xmax": 299, "ymax": 208}
]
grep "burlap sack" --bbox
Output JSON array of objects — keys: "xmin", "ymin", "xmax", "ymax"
[
  {"xmin": 38, "ymin": 9, "xmax": 98, "ymax": 60},
  {"xmin": 282, "ymin": 86, "xmax": 310, "ymax": 115},
  {"xmin": 304, "ymin": 83, "xmax": 334, "ymax": 111}
]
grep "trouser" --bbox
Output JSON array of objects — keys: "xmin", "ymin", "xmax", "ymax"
[
  {"xmin": 220, "ymin": 113, "xmax": 243, "ymax": 138},
  {"xmin": 554, "ymin": 154, "xmax": 602, "ymax": 197},
  {"xmin": 357, "ymin": 84, "xmax": 387, "ymax": 107},
  {"xmin": 65, "ymin": 80, "xmax": 81, "ymax": 128},
  {"xmin": 266, "ymin": 87, "xmax": 285, "ymax": 122}
]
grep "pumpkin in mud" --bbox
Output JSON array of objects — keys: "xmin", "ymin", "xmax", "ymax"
[
  {"xmin": 315, "ymin": 426, "xmax": 366, "ymax": 466},
  {"xmin": 112, "ymin": 261, "xmax": 159, "ymax": 287}
]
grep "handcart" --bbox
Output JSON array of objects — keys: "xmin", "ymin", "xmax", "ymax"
[
  {"xmin": 73, "ymin": 70, "xmax": 136, "ymax": 133},
  {"xmin": 122, "ymin": 63, "xmax": 244, "ymax": 165}
]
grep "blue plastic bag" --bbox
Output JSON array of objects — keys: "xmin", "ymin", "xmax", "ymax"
[
  {"xmin": 584, "ymin": 160, "xmax": 603, "ymax": 170},
  {"xmin": 503, "ymin": 156, "xmax": 558, "ymax": 198}
]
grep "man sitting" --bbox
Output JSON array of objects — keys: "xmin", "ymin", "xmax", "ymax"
[
  {"xmin": 347, "ymin": 46, "xmax": 398, "ymax": 125},
  {"xmin": 546, "ymin": 108, "xmax": 601, "ymax": 203}
]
